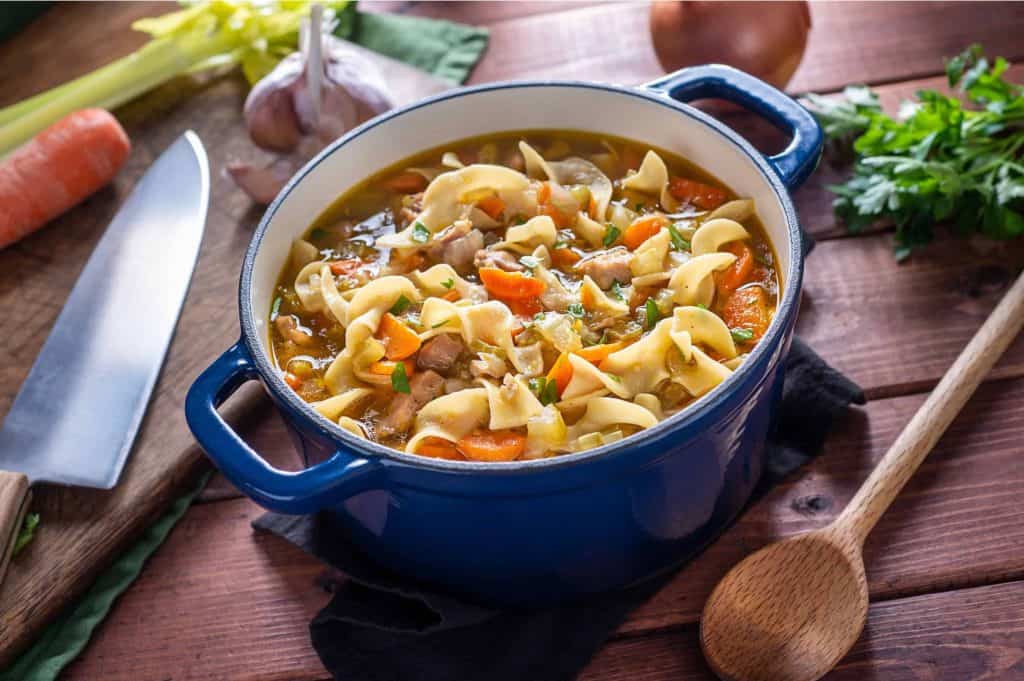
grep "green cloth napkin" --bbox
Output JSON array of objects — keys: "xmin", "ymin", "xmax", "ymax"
[
  {"xmin": 345, "ymin": 10, "xmax": 489, "ymax": 85},
  {"xmin": 2, "ymin": 9, "xmax": 487, "ymax": 680}
]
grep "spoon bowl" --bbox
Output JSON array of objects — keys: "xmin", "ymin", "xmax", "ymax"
[{"xmin": 700, "ymin": 529, "xmax": 868, "ymax": 681}]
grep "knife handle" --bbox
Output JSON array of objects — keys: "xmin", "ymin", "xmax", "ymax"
[{"xmin": 0, "ymin": 470, "xmax": 31, "ymax": 585}]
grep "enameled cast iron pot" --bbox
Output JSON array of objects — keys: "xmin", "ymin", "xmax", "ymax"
[{"xmin": 185, "ymin": 65, "xmax": 823, "ymax": 607}]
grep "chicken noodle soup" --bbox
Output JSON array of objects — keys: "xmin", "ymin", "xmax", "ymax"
[{"xmin": 269, "ymin": 131, "xmax": 779, "ymax": 462}]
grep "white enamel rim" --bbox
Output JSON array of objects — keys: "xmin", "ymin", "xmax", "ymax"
[{"xmin": 239, "ymin": 80, "xmax": 805, "ymax": 472}]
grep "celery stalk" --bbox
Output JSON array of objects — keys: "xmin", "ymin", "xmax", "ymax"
[{"xmin": 0, "ymin": 0, "xmax": 350, "ymax": 154}]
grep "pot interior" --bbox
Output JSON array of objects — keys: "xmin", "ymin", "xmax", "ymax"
[{"xmin": 247, "ymin": 83, "xmax": 795, "ymax": 379}]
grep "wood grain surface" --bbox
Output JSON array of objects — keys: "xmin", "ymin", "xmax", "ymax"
[
  {"xmin": 60, "ymin": 375, "xmax": 1024, "ymax": 680},
  {"xmin": 0, "ymin": 2, "xmax": 1022, "ymax": 680}
]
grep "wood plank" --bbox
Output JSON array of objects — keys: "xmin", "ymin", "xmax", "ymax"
[
  {"xmin": 362, "ymin": 0, "xmax": 587, "ymax": 24},
  {"xmin": 62, "ymin": 497, "xmax": 328, "ymax": 681},
  {"xmin": 799, "ymin": 234, "xmax": 1024, "ymax": 398},
  {"xmin": 61, "ymin": 377, "xmax": 1024, "ymax": 679},
  {"xmin": 790, "ymin": 2, "xmax": 1024, "ymax": 93},
  {"xmin": 466, "ymin": 2, "xmax": 1024, "ymax": 91},
  {"xmin": 6, "ymin": 1, "xmax": 1024, "ymax": 111},
  {"xmin": 582, "ymin": 581, "xmax": 1024, "ymax": 681}
]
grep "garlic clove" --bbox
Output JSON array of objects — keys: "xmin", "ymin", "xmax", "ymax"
[
  {"xmin": 225, "ymin": 158, "xmax": 301, "ymax": 205},
  {"xmin": 243, "ymin": 54, "xmax": 305, "ymax": 153}
]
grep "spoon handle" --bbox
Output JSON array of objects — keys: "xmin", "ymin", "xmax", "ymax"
[{"xmin": 835, "ymin": 270, "xmax": 1024, "ymax": 545}]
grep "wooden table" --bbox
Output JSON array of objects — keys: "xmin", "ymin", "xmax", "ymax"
[{"xmin": 5, "ymin": 2, "xmax": 1024, "ymax": 679}]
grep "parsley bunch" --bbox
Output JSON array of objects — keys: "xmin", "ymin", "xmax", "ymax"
[{"xmin": 804, "ymin": 45, "xmax": 1024, "ymax": 259}]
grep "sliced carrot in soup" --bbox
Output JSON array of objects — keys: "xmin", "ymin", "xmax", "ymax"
[
  {"xmin": 378, "ymin": 313, "xmax": 422, "ymax": 360},
  {"xmin": 575, "ymin": 341, "xmax": 626, "ymax": 365},
  {"xmin": 479, "ymin": 267, "xmax": 546, "ymax": 300},
  {"xmin": 716, "ymin": 242, "xmax": 755, "ymax": 296},
  {"xmin": 508, "ymin": 296, "xmax": 543, "ymax": 318},
  {"xmin": 668, "ymin": 177, "xmax": 728, "ymax": 210},
  {"xmin": 457, "ymin": 430, "xmax": 527, "ymax": 462},
  {"xmin": 368, "ymin": 359, "xmax": 417, "ymax": 376},
  {"xmin": 623, "ymin": 214, "xmax": 669, "ymax": 250},
  {"xmin": 546, "ymin": 352, "xmax": 573, "ymax": 396},
  {"xmin": 476, "ymin": 195, "xmax": 505, "ymax": 220},
  {"xmin": 384, "ymin": 171, "xmax": 428, "ymax": 194},
  {"xmin": 721, "ymin": 286, "xmax": 770, "ymax": 341},
  {"xmin": 329, "ymin": 259, "xmax": 364, "ymax": 276},
  {"xmin": 417, "ymin": 437, "xmax": 464, "ymax": 460},
  {"xmin": 551, "ymin": 246, "xmax": 582, "ymax": 268}
]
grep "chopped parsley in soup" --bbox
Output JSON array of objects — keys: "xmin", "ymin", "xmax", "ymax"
[{"xmin": 269, "ymin": 131, "xmax": 779, "ymax": 462}]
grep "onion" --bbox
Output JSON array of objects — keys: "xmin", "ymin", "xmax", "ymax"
[{"xmin": 649, "ymin": 1, "xmax": 811, "ymax": 90}]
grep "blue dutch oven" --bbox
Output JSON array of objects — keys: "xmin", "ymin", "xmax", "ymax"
[{"xmin": 185, "ymin": 65, "xmax": 823, "ymax": 606}]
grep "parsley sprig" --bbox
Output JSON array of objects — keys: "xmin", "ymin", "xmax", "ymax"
[{"xmin": 804, "ymin": 45, "xmax": 1024, "ymax": 259}]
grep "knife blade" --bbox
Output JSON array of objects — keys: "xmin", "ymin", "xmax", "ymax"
[{"xmin": 0, "ymin": 132, "xmax": 209, "ymax": 578}]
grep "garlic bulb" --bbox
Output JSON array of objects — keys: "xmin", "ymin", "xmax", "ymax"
[
  {"xmin": 244, "ymin": 38, "xmax": 393, "ymax": 152},
  {"xmin": 229, "ymin": 5, "xmax": 393, "ymax": 202}
]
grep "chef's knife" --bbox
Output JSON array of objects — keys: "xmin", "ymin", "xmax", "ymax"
[{"xmin": 0, "ymin": 132, "xmax": 209, "ymax": 583}]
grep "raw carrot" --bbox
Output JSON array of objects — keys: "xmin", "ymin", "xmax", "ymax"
[
  {"xmin": 368, "ymin": 359, "xmax": 416, "ymax": 376},
  {"xmin": 329, "ymin": 259, "xmax": 363, "ymax": 276},
  {"xmin": 377, "ymin": 313, "xmax": 422, "ymax": 360},
  {"xmin": 720, "ymin": 286, "xmax": 770, "ymax": 341},
  {"xmin": 716, "ymin": 242, "xmax": 755, "ymax": 296},
  {"xmin": 668, "ymin": 177, "xmax": 728, "ymax": 210},
  {"xmin": 551, "ymin": 246, "xmax": 582, "ymax": 268},
  {"xmin": 0, "ymin": 109, "xmax": 130, "ymax": 250},
  {"xmin": 546, "ymin": 352, "xmax": 573, "ymax": 396},
  {"xmin": 479, "ymin": 267, "xmax": 546, "ymax": 300},
  {"xmin": 576, "ymin": 341, "xmax": 625, "ymax": 365},
  {"xmin": 383, "ymin": 171, "xmax": 428, "ymax": 194},
  {"xmin": 623, "ymin": 214, "xmax": 669, "ymax": 250},
  {"xmin": 417, "ymin": 437, "xmax": 463, "ymax": 460},
  {"xmin": 476, "ymin": 195, "xmax": 505, "ymax": 220},
  {"xmin": 456, "ymin": 430, "xmax": 526, "ymax": 462}
]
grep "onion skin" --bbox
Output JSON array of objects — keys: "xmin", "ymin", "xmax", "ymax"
[{"xmin": 649, "ymin": 1, "xmax": 811, "ymax": 90}]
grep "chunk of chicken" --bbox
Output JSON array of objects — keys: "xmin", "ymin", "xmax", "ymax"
[
  {"xmin": 417, "ymin": 334, "xmax": 465, "ymax": 373},
  {"xmin": 473, "ymin": 248, "xmax": 524, "ymax": 272},
  {"xmin": 377, "ymin": 370, "xmax": 445, "ymax": 438},
  {"xmin": 427, "ymin": 220, "xmax": 484, "ymax": 270},
  {"xmin": 398, "ymin": 192, "xmax": 424, "ymax": 227},
  {"xmin": 574, "ymin": 247, "xmax": 632, "ymax": 288},
  {"xmin": 275, "ymin": 315, "xmax": 316, "ymax": 346}
]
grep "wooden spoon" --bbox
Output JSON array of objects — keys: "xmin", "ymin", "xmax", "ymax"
[{"xmin": 700, "ymin": 269, "xmax": 1024, "ymax": 681}]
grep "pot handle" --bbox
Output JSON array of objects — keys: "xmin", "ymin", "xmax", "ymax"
[
  {"xmin": 645, "ymin": 64, "xmax": 823, "ymax": 190},
  {"xmin": 185, "ymin": 341, "xmax": 382, "ymax": 514}
]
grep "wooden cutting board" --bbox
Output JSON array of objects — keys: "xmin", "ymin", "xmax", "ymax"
[{"xmin": 0, "ymin": 20, "xmax": 453, "ymax": 665}]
